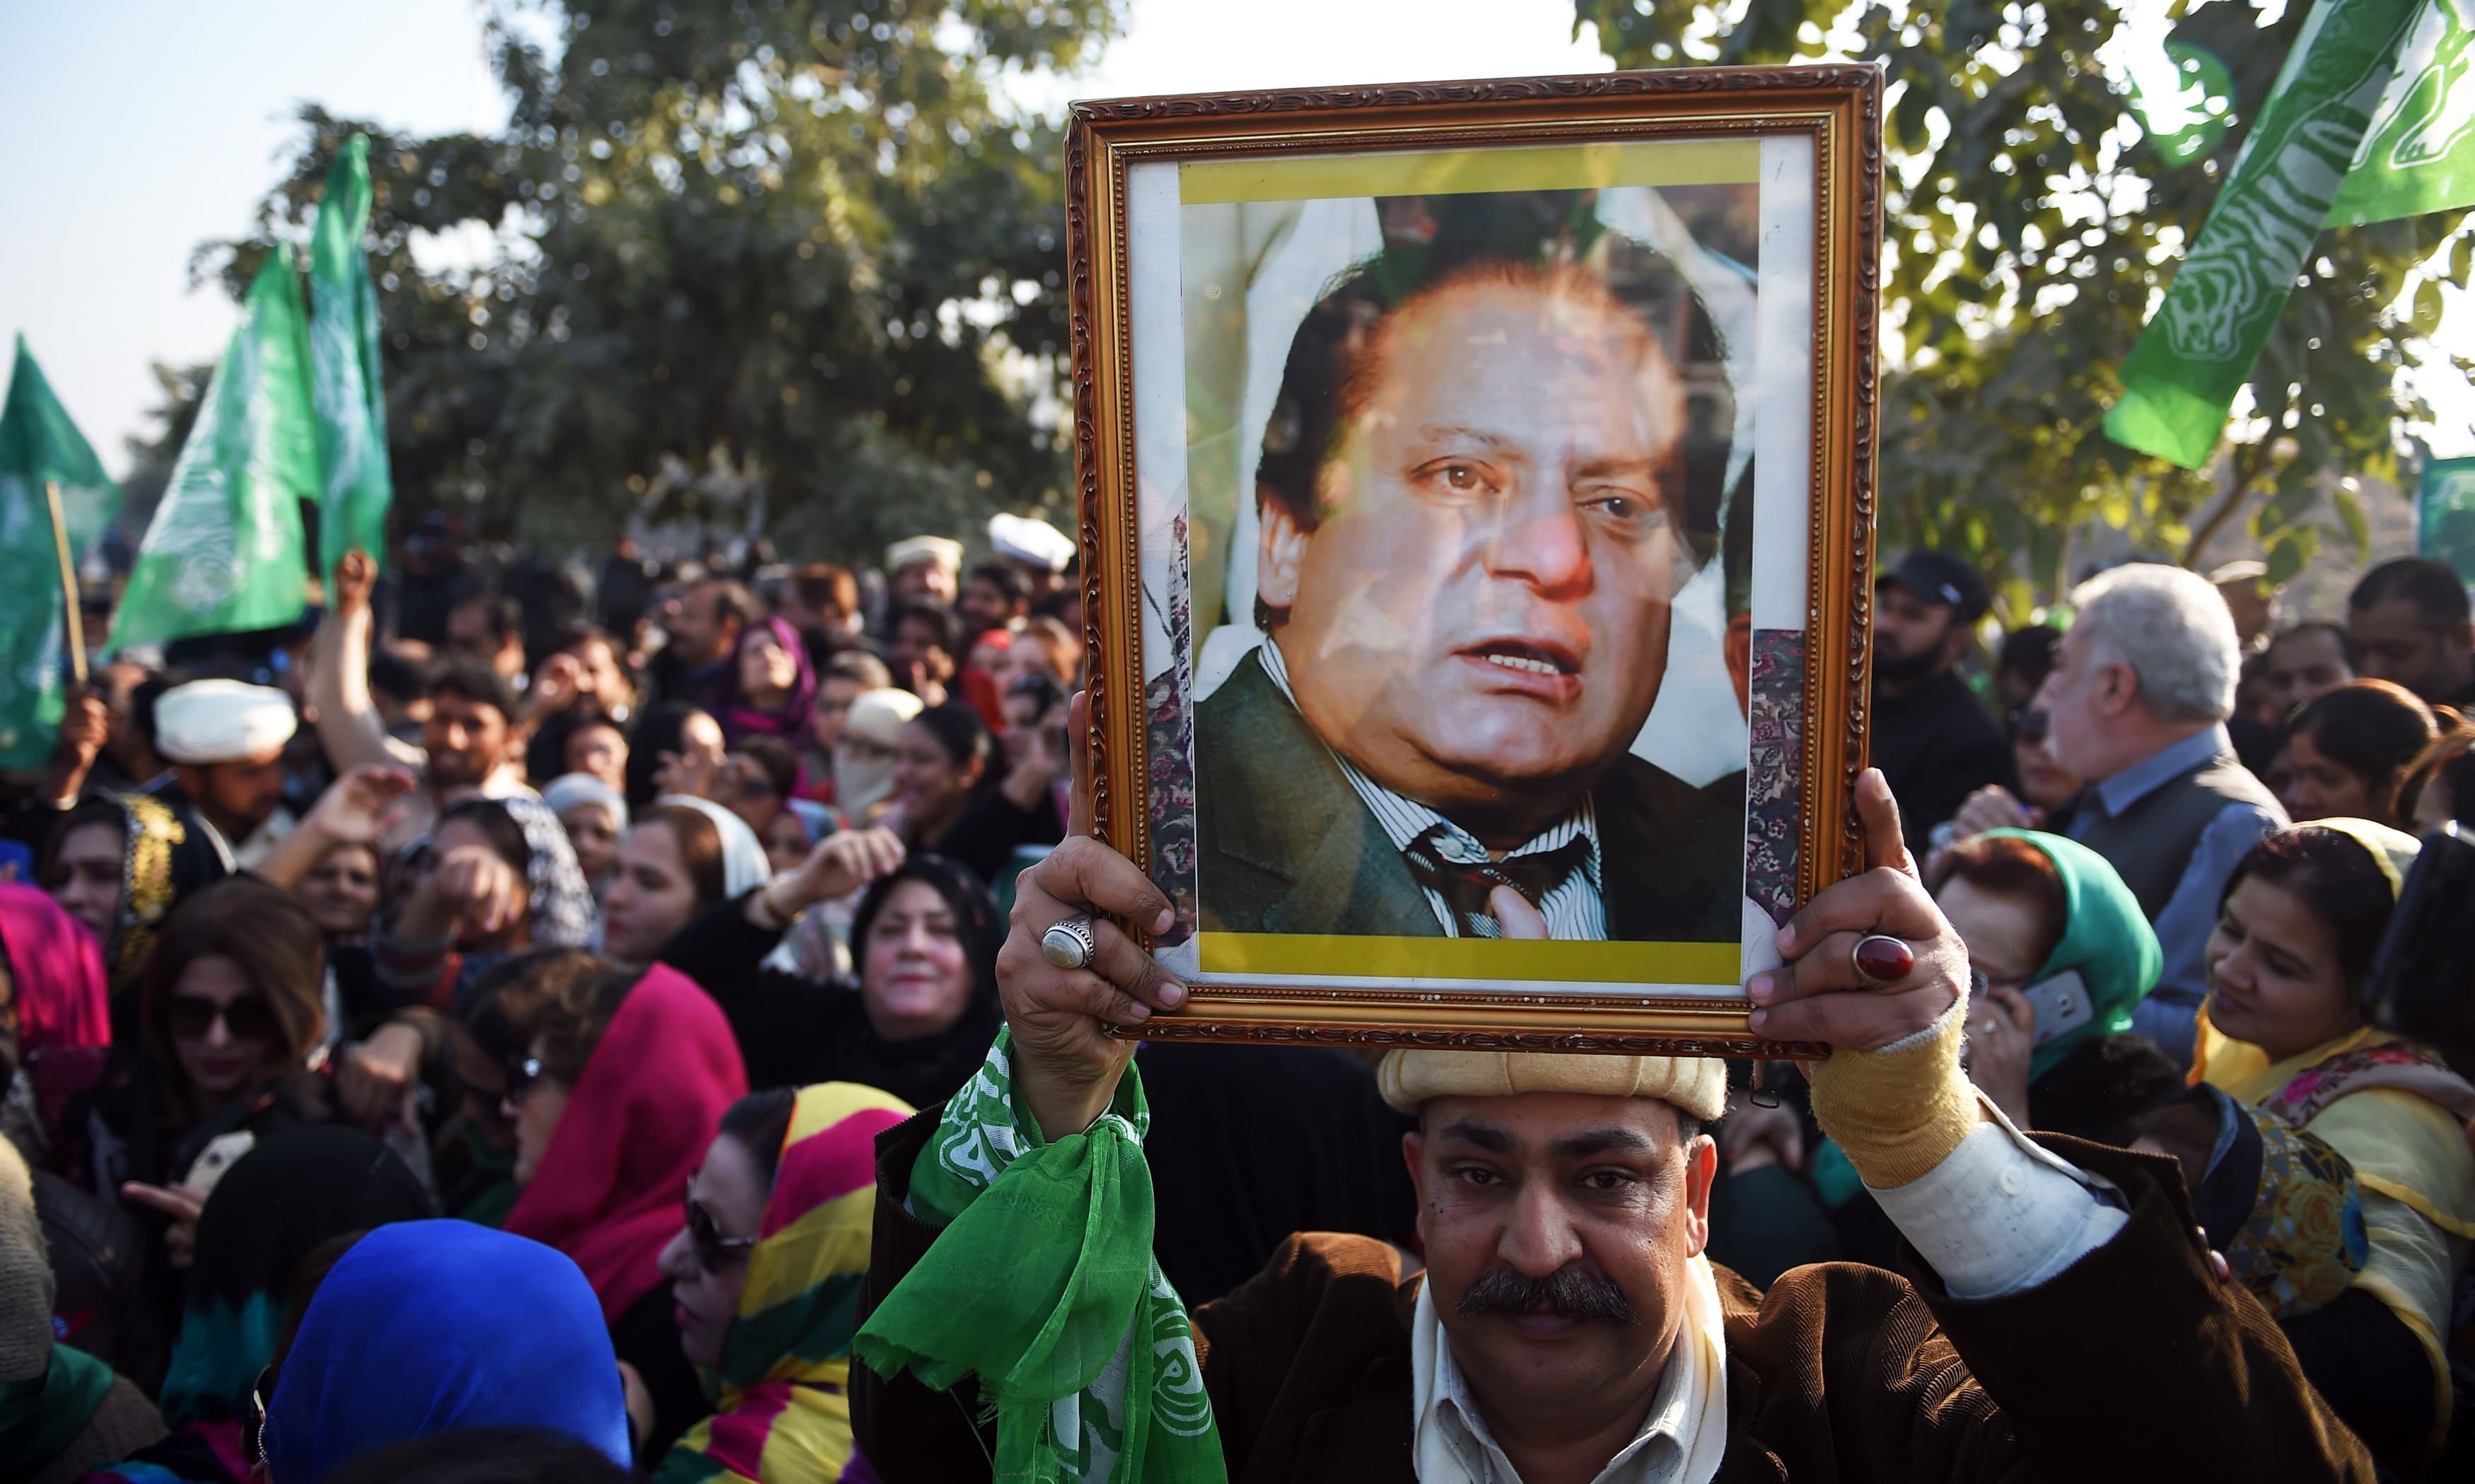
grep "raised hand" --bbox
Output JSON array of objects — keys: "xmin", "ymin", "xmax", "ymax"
[
  {"xmin": 332, "ymin": 548, "xmax": 378, "ymax": 619},
  {"xmin": 1746, "ymin": 769, "xmax": 1969, "ymax": 1051},
  {"xmin": 1964, "ymin": 983, "xmax": 2037, "ymax": 1127},
  {"xmin": 778, "ymin": 826, "xmax": 906, "ymax": 914},
  {"xmin": 305, "ymin": 764, "xmax": 417, "ymax": 846},
  {"xmin": 1951, "ymin": 783, "xmax": 2037, "ymax": 839},
  {"xmin": 994, "ymin": 691, "xmax": 1184, "ymax": 1140}
]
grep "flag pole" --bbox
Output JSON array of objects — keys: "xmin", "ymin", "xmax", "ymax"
[{"xmin": 43, "ymin": 479, "xmax": 88, "ymax": 687}]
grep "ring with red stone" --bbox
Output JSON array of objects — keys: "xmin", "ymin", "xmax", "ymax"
[{"xmin": 1849, "ymin": 933, "xmax": 1915, "ymax": 987}]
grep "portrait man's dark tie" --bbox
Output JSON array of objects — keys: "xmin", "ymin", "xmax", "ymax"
[{"xmin": 1400, "ymin": 830, "xmax": 1590, "ymax": 938}]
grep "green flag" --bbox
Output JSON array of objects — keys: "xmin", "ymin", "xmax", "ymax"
[
  {"xmin": 2418, "ymin": 453, "xmax": 2475, "ymax": 582},
  {"xmin": 110, "ymin": 246, "xmax": 319, "ymax": 653},
  {"xmin": 2329, "ymin": 0, "xmax": 2475, "ymax": 225},
  {"xmin": 309, "ymin": 133, "xmax": 393, "ymax": 578},
  {"xmin": 2107, "ymin": 0, "xmax": 2420, "ymax": 469},
  {"xmin": 0, "ymin": 339, "xmax": 120, "ymax": 768}
]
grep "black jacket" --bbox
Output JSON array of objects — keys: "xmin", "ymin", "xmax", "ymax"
[
  {"xmin": 656, "ymin": 891, "xmax": 998, "ymax": 1107},
  {"xmin": 1869, "ymin": 668, "xmax": 2012, "ymax": 839}
]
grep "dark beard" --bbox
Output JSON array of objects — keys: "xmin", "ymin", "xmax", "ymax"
[
  {"xmin": 1457, "ymin": 1263, "xmax": 1637, "ymax": 1325},
  {"xmin": 1873, "ymin": 643, "xmax": 1944, "ymax": 686}
]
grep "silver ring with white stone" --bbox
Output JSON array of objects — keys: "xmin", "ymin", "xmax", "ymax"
[{"xmin": 1041, "ymin": 915, "xmax": 1099, "ymax": 971}]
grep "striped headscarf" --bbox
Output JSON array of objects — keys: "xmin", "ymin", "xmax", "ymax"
[{"xmin": 657, "ymin": 1082, "xmax": 914, "ymax": 1484}]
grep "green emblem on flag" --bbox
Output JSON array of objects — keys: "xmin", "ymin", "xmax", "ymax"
[
  {"xmin": 2107, "ymin": 0, "xmax": 2420, "ymax": 469},
  {"xmin": 310, "ymin": 133, "xmax": 393, "ymax": 579},
  {"xmin": 2329, "ymin": 0, "xmax": 2475, "ymax": 225},
  {"xmin": 110, "ymin": 246, "xmax": 320, "ymax": 653},
  {"xmin": 0, "ymin": 339, "xmax": 120, "ymax": 768}
]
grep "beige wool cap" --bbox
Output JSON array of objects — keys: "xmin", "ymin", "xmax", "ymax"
[{"xmin": 1377, "ymin": 1049, "xmax": 1728, "ymax": 1121}]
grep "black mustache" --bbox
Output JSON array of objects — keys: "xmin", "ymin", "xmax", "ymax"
[{"xmin": 1457, "ymin": 1264, "xmax": 1636, "ymax": 1325}]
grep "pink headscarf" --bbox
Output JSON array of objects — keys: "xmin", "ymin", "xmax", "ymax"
[{"xmin": 0, "ymin": 882, "xmax": 110, "ymax": 1053}]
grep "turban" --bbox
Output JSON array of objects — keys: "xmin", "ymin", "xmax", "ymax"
[
  {"xmin": 154, "ymin": 679, "xmax": 296, "ymax": 764},
  {"xmin": 885, "ymin": 535, "xmax": 963, "ymax": 576},
  {"xmin": 989, "ymin": 513, "xmax": 1077, "ymax": 574},
  {"xmin": 1377, "ymin": 1048, "xmax": 1727, "ymax": 1122}
]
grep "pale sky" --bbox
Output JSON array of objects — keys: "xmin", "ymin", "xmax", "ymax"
[{"xmin": 4, "ymin": 0, "xmax": 2467, "ymax": 480}]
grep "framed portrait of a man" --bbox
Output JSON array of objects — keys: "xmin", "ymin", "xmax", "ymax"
[{"xmin": 1068, "ymin": 68, "xmax": 1882, "ymax": 1055}]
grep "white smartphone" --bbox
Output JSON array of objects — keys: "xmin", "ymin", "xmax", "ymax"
[
  {"xmin": 2020, "ymin": 969, "xmax": 2097, "ymax": 1048},
  {"xmin": 182, "ymin": 1130, "xmax": 257, "ymax": 1200}
]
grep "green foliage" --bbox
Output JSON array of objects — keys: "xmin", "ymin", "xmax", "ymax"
[
  {"xmin": 1578, "ymin": 0, "xmax": 2474, "ymax": 616},
  {"xmin": 175, "ymin": 0, "xmax": 1120, "ymax": 565},
  {"xmin": 118, "ymin": 361, "xmax": 212, "ymax": 534}
]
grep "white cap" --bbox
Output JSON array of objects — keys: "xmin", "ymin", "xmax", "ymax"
[
  {"xmin": 154, "ymin": 680, "xmax": 297, "ymax": 766},
  {"xmin": 989, "ymin": 513, "xmax": 1077, "ymax": 574},
  {"xmin": 885, "ymin": 535, "xmax": 963, "ymax": 576}
]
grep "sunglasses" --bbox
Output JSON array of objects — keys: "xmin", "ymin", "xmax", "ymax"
[
  {"xmin": 685, "ymin": 1179, "xmax": 758, "ymax": 1273},
  {"xmin": 166, "ymin": 993, "xmax": 279, "ymax": 1043},
  {"xmin": 2008, "ymin": 708, "xmax": 2051, "ymax": 743}
]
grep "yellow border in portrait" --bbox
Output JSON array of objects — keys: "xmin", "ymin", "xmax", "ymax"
[
  {"xmin": 1196, "ymin": 933, "xmax": 1742, "ymax": 986},
  {"xmin": 1178, "ymin": 136, "xmax": 1760, "ymax": 205}
]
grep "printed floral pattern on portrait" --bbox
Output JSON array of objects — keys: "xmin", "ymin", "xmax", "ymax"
[{"xmin": 1745, "ymin": 628, "xmax": 1804, "ymax": 925}]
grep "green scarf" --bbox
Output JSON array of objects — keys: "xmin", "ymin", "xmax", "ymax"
[
  {"xmin": 0, "ymin": 1343, "xmax": 115, "ymax": 1474},
  {"xmin": 853, "ymin": 1033, "xmax": 1224, "ymax": 1483},
  {"xmin": 1979, "ymin": 830, "xmax": 2162, "ymax": 1081}
]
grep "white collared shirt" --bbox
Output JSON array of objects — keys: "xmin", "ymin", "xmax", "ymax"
[
  {"xmin": 1415, "ymin": 1286, "xmax": 1699, "ymax": 1484},
  {"xmin": 1257, "ymin": 639, "xmax": 1607, "ymax": 939}
]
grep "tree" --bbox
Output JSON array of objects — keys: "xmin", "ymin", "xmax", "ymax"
[
  {"xmin": 193, "ymin": 0, "xmax": 1119, "ymax": 565},
  {"xmin": 119, "ymin": 361, "xmax": 212, "ymax": 535},
  {"xmin": 1576, "ymin": 0, "xmax": 2475, "ymax": 612}
]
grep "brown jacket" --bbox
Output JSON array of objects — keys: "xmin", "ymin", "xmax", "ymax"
[{"xmin": 853, "ymin": 1107, "xmax": 2373, "ymax": 1483}]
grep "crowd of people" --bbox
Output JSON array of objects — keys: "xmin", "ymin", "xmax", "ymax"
[{"xmin": 0, "ymin": 510, "xmax": 2470, "ymax": 1483}]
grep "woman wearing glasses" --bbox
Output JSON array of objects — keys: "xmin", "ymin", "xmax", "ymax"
[
  {"xmin": 495, "ymin": 959, "xmax": 747, "ymax": 1460},
  {"xmin": 653, "ymin": 1082, "xmax": 913, "ymax": 1484},
  {"xmin": 0, "ymin": 878, "xmax": 333, "ymax": 1333}
]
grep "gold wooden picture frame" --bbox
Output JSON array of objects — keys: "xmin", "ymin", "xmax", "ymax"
[{"xmin": 1068, "ymin": 66, "xmax": 1882, "ymax": 1058}]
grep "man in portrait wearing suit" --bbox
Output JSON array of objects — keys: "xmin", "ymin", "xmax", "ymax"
[{"xmin": 1196, "ymin": 221, "xmax": 1742, "ymax": 945}]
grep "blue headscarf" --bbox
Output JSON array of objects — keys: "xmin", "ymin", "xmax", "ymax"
[{"xmin": 261, "ymin": 1221, "xmax": 633, "ymax": 1483}]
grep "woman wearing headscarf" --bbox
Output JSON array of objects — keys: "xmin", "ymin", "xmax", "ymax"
[
  {"xmin": 1795, "ymin": 829, "xmax": 2185, "ymax": 1271},
  {"xmin": 86, "ymin": 1128, "xmax": 433, "ymax": 1484},
  {"xmin": 2193, "ymin": 819, "xmax": 2475, "ymax": 1471},
  {"xmin": 1928, "ymin": 829, "xmax": 2184, "ymax": 1140},
  {"xmin": 256, "ymin": 1222, "xmax": 633, "ymax": 1483},
  {"xmin": 1, "ymin": 879, "xmax": 332, "ymax": 1331},
  {"xmin": 656, "ymin": 842, "xmax": 1002, "ymax": 1107},
  {"xmin": 0, "ymin": 883, "xmax": 111, "ymax": 1087},
  {"xmin": 0, "ymin": 1139, "xmax": 164, "ymax": 1484},
  {"xmin": 39, "ymin": 793, "xmax": 231, "ymax": 1041},
  {"xmin": 716, "ymin": 618, "xmax": 819, "ymax": 751},
  {"xmin": 829, "ymin": 689, "xmax": 922, "ymax": 826},
  {"xmin": 500, "ymin": 962, "xmax": 747, "ymax": 1457},
  {"xmin": 543, "ymin": 774, "xmax": 629, "ymax": 894},
  {"xmin": 368, "ymin": 795, "xmax": 595, "ymax": 1016},
  {"xmin": 598, "ymin": 798, "xmax": 771, "ymax": 969},
  {"xmin": 653, "ymin": 1082, "xmax": 913, "ymax": 1484}
]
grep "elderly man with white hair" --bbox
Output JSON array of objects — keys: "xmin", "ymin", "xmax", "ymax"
[{"xmin": 1954, "ymin": 563, "xmax": 2283, "ymax": 1063}]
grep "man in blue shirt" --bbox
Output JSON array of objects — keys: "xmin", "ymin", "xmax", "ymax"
[{"xmin": 2035, "ymin": 564, "xmax": 2283, "ymax": 1063}]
